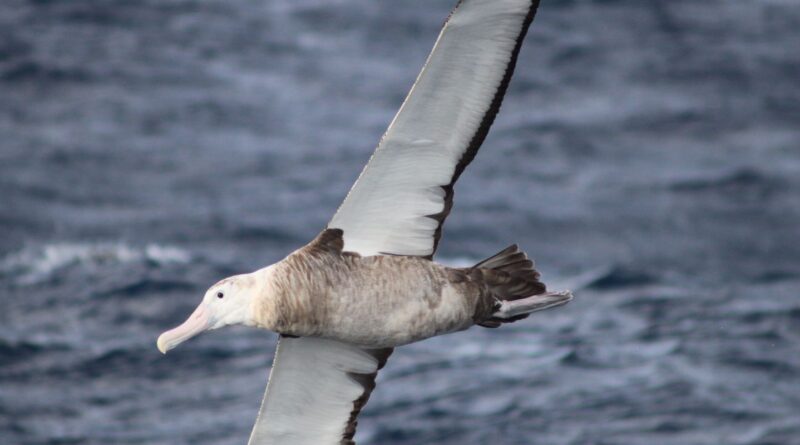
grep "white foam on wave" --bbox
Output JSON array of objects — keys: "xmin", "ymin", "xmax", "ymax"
[{"xmin": 1, "ymin": 242, "xmax": 191, "ymax": 285}]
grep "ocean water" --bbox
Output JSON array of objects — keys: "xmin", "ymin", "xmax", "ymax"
[{"xmin": 2, "ymin": 0, "xmax": 799, "ymax": 444}]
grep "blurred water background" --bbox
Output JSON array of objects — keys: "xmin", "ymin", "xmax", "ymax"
[{"xmin": 2, "ymin": 0, "xmax": 800, "ymax": 444}]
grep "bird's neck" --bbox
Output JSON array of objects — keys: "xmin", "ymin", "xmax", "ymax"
[{"xmin": 247, "ymin": 264, "xmax": 282, "ymax": 331}]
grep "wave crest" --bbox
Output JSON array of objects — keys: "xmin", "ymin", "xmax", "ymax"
[{"xmin": 0, "ymin": 242, "xmax": 191, "ymax": 285}]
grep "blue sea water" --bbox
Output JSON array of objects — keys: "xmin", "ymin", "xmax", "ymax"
[{"xmin": 1, "ymin": 0, "xmax": 799, "ymax": 444}]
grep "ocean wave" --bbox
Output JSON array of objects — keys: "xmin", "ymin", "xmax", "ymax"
[
  {"xmin": 667, "ymin": 167, "xmax": 782, "ymax": 193},
  {"xmin": 583, "ymin": 265, "xmax": 657, "ymax": 290},
  {"xmin": 0, "ymin": 242, "xmax": 191, "ymax": 285},
  {"xmin": 0, "ymin": 60, "xmax": 93, "ymax": 83}
]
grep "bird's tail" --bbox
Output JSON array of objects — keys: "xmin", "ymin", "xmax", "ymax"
[{"xmin": 472, "ymin": 244, "xmax": 573, "ymax": 328}]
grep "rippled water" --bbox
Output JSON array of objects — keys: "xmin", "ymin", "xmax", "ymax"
[{"xmin": 2, "ymin": 1, "xmax": 799, "ymax": 444}]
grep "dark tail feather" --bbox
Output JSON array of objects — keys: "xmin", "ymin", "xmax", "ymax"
[
  {"xmin": 472, "ymin": 244, "xmax": 546, "ymax": 300},
  {"xmin": 472, "ymin": 245, "xmax": 571, "ymax": 328}
]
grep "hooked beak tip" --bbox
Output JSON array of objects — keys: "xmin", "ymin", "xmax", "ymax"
[{"xmin": 156, "ymin": 336, "xmax": 170, "ymax": 354}]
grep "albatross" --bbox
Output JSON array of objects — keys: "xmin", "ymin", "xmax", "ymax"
[{"xmin": 157, "ymin": 0, "xmax": 572, "ymax": 443}]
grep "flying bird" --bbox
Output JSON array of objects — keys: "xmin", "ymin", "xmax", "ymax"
[{"xmin": 157, "ymin": 0, "xmax": 572, "ymax": 443}]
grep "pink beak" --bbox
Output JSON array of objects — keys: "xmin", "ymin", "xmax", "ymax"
[{"xmin": 157, "ymin": 305, "xmax": 211, "ymax": 354}]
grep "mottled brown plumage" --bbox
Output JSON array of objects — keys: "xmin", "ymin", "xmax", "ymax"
[{"xmin": 251, "ymin": 229, "xmax": 550, "ymax": 348}]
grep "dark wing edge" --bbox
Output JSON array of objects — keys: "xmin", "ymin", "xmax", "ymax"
[
  {"xmin": 428, "ymin": 0, "xmax": 541, "ymax": 257},
  {"xmin": 341, "ymin": 347, "xmax": 394, "ymax": 445}
]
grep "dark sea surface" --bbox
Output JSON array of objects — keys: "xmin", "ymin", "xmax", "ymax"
[{"xmin": 2, "ymin": 0, "xmax": 799, "ymax": 444}]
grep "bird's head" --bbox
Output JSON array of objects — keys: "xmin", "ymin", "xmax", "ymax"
[{"xmin": 157, "ymin": 273, "xmax": 258, "ymax": 354}]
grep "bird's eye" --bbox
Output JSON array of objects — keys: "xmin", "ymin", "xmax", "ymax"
[{"xmin": 216, "ymin": 292, "xmax": 224, "ymax": 299}]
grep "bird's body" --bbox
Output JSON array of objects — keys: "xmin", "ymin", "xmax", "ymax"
[
  {"xmin": 252, "ymin": 229, "xmax": 493, "ymax": 348},
  {"xmin": 157, "ymin": 1, "xmax": 575, "ymax": 443}
]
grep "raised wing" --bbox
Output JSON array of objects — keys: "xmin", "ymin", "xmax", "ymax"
[
  {"xmin": 250, "ymin": 1, "xmax": 540, "ymax": 443},
  {"xmin": 248, "ymin": 337, "xmax": 392, "ymax": 445},
  {"xmin": 330, "ymin": 0, "xmax": 541, "ymax": 258}
]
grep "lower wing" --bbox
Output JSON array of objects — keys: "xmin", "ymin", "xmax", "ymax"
[{"xmin": 247, "ymin": 337, "xmax": 392, "ymax": 445}]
